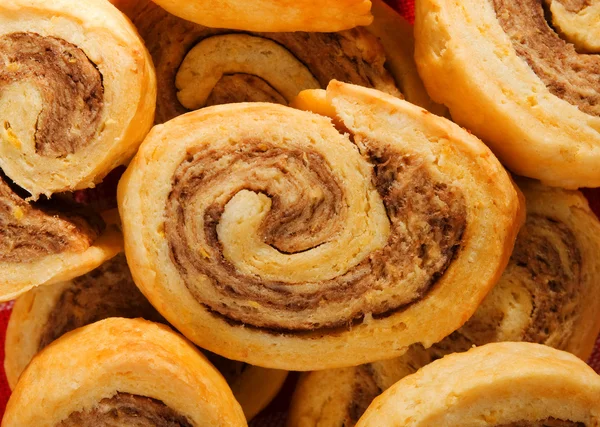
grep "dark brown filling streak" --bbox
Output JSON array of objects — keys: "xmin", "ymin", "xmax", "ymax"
[
  {"xmin": 0, "ymin": 32, "xmax": 104, "ymax": 158},
  {"xmin": 346, "ymin": 365, "xmax": 383, "ymax": 425},
  {"xmin": 127, "ymin": 0, "xmax": 397, "ymax": 123},
  {"xmin": 0, "ymin": 170, "xmax": 104, "ymax": 264},
  {"xmin": 56, "ymin": 392, "xmax": 193, "ymax": 427},
  {"xmin": 491, "ymin": 0, "xmax": 599, "ymax": 116},
  {"xmin": 165, "ymin": 142, "xmax": 466, "ymax": 334},
  {"xmin": 497, "ymin": 419, "xmax": 585, "ymax": 427}
]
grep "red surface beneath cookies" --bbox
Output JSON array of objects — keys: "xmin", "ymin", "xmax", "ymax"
[{"xmin": 1, "ymin": 1, "xmax": 599, "ymax": 424}]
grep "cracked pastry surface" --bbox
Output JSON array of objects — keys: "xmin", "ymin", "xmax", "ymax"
[
  {"xmin": 118, "ymin": 81, "xmax": 522, "ymax": 370},
  {"xmin": 415, "ymin": 0, "xmax": 600, "ymax": 188},
  {"xmin": 2, "ymin": 318, "xmax": 246, "ymax": 427},
  {"xmin": 0, "ymin": 0, "xmax": 156, "ymax": 197}
]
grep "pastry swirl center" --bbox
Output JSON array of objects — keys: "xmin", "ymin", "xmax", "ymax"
[
  {"xmin": 0, "ymin": 32, "xmax": 104, "ymax": 157},
  {"xmin": 164, "ymin": 142, "xmax": 466, "ymax": 333},
  {"xmin": 491, "ymin": 0, "xmax": 599, "ymax": 116}
]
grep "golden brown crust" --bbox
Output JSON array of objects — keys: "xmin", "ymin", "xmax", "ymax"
[
  {"xmin": 110, "ymin": 0, "xmax": 400, "ymax": 124},
  {"xmin": 141, "ymin": 0, "xmax": 373, "ymax": 32},
  {"xmin": 118, "ymin": 81, "xmax": 523, "ymax": 370},
  {"xmin": 414, "ymin": 0, "xmax": 600, "ymax": 188},
  {"xmin": 3, "ymin": 318, "xmax": 246, "ymax": 427},
  {"xmin": 0, "ymin": 0, "xmax": 156, "ymax": 197},
  {"xmin": 356, "ymin": 343, "xmax": 600, "ymax": 426},
  {"xmin": 4, "ymin": 253, "xmax": 286, "ymax": 420}
]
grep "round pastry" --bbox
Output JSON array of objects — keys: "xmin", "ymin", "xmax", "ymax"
[
  {"xmin": 414, "ymin": 0, "xmax": 600, "ymax": 188},
  {"xmin": 141, "ymin": 0, "xmax": 372, "ymax": 32},
  {"xmin": 356, "ymin": 342, "xmax": 600, "ymax": 426},
  {"xmin": 3, "ymin": 317, "xmax": 246, "ymax": 426},
  {"xmin": 0, "ymin": 0, "xmax": 156, "ymax": 197},
  {"xmin": 288, "ymin": 177, "xmax": 600, "ymax": 426},
  {"xmin": 118, "ymin": 80, "xmax": 523, "ymax": 370},
  {"xmin": 107, "ymin": 0, "xmax": 437, "ymax": 124},
  {"xmin": 0, "ymin": 173, "xmax": 122, "ymax": 302},
  {"xmin": 4, "ymin": 253, "xmax": 287, "ymax": 421}
]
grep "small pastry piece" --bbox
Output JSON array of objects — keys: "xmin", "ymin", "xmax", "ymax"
[
  {"xmin": 0, "ymin": 172, "xmax": 122, "ymax": 302},
  {"xmin": 0, "ymin": 0, "xmax": 156, "ymax": 197},
  {"xmin": 145, "ymin": 0, "xmax": 372, "ymax": 32},
  {"xmin": 3, "ymin": 318, "xmax": 247, "ymax": 427},
  {"xmin": 4, "ymin": 253, "xmax": 287, "ymax": 421},
  {"xmin": 414, "ymin": 0, "xmax": 600, "ymax": 188},
  {"xmin": 288, "ymin": 177, "xmax": 600, "ymax": 426},
  {"xmin": 108, "ymin": 0, "xmax": 438, "ymax": 124},
  {"xmin": 118, "ymin": 80, "xmax": 523, "ymax": 370},
  {"xmin": 356, "ymin": 342, "xmax": 600, "ymax": 426}
]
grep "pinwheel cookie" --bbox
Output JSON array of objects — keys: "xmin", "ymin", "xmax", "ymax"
[
  {"xmin": 415, "ymin": 0, "xmax": 600, "ymax": 188},
  {"xmin": 4, "ymin": 253, "xmax": 287, "ymax": 420},
  {"xmin": 3, "ymin": 318, "xmax": 247, "ymax": 426},
  {"xmin": 118, "ymin": 81, "xmax": 523, "ymax": 370}
]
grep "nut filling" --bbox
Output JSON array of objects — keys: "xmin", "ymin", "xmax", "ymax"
[
  {"xmin": 126, "ymin": 1, "xmax": 399, "ymax": 123},
  {"xmin": 56, "ymin": 393, "xmax": 193, "ymax": 427},
  {"xmin": 38, "ymin": 254, "xmax": 164, "ymax": 350},
  {"xmin": 0, "ymin": 32, "xmax": 104, "ymax": 157},
  {"xmin": 491, "ymin": 0, "xmax": 600, "ymax": 117},
  {"xmin": 165, "ymin": 142, "xmax": 466, "ymax": 333},
  {"xmin": 0, "ymin": 172, "xmax": 103, "ymax": 263}
]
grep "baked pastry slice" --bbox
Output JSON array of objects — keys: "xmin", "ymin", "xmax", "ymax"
[
  {"xmin": 118, "ymin": 80, "xmax": 523, "ymax": 370},
  {"xmin": 0, "ymin": 173, "xmax": 122, "ymax": 302},
  {"xmin": 108, "ymin": 0, "xmax": 444, "ymax": 124},
  {"xmin": 139, "ymin": 0, "xmax": 373, "ymax": 32},
  {"xmin": 414, "ymin": 0, "xmax": 600, "ymax": 188},
  {"xmin": 3, "ymin": 318, "xmax": 246, "ymax": 426},
  {"xmin": 356, "ymin": 342, "xmax": 600, "ymax": 426},
  {"xmin": 4, "ymin": 253, "xmax": 287, "ymax": 421},
  {"xmin": 0, "ymin": 0, "xmax": 156, "ymax": 197},
  {"xmin": 288, "ymin": 177, "xmax": 600, "ymax": 426}
]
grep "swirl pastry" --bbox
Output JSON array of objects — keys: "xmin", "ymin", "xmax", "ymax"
[
  {"xmin": 288, "ymin": 177, "xmax": 600, "ymax": 426},
  {"xmin": 0, "ymin": 172, "xmax": 122, "ymax": 302},
  {"xmin": 3, "ymin": 318, "xmax": 246, "ymax": 426},
  {"xmin": 414, "ymin": 0, "xmax": 600, "ymax": 188},
  {"xmin": 142, "ymin": 0, "xmax": 372, "ymax": 32},
  {"xmin": 118, "ymin": 81, "xmax": 523, "ymax": 370},
  {"xmin": 4, "ymin": 253, "xmax": 287, "ymax": 421},
  {"xmin": 0, "ymin": 0, "xmax": 156, "ymax": 198},
  {"xmin": 356, "ymin": 342, "xmax": 600, "ymax": 426},
  {"xmin": 107, "ymin": 0, "xmax": 435, "ymax": 124}
]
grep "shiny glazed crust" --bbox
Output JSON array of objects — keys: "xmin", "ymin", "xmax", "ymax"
[
  {"xmin": 414, "ymin": 0, "xmax": 600, "ymax": 188},
  {"xmin": 356, "ymin": 342, "xmax": 600, "ymax": 426},
  {"xmin": 118, "ymin": 81, "xmax": 522, "ymax": 370},
  {"xmin": 146, "ymin": 0, "xmax": 373, "ymax": 32},
  {"xmin": 0, "ymin": 212, "xmax": 123, "ymax": 303},
  {"xmin": 0, "ymin": 0, "xmax": 156, "ymax": 197},
  {"xmin": 2, "ymin": 318, "xmax": 246, "ymax": 426}
]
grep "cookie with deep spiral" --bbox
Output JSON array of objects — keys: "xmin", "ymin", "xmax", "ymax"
[
  {"xmin": 118, "ymin": 81, "xmax": 523, "ymax": 370},
  {"xmin": 109, "ymin": 0, "xmax": 445, "ymax": 124},
  {"xmin": 0, "ymin": 0, "xmax": 156, "ymax": 197},
  {"xmin": 4, "ymin": 253, "xmax": 287, "ymax": 421},
  {"xmin": 414, "ymin": 0, "xmax": 600, "ymax": 188},
  {"xmin": 288, "ymin": 177, "xmax": 600, "ymax": 426},
  {"xmin": 356, "ymin": 343, "xmax": 600, "ymax": 426}
]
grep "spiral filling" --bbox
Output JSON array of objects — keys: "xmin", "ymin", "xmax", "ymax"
[
  {"xmin": 38, "ymin": 254, "xmax": 164, "ymax": 350},
  {"xmin": 555, "ymin": 0, "xmax": 591, "ymax": 13},
  {"xmin": 0, "ymin": 32, "xmax": 104, "ymax": 157},
  {"xmin": 126, "ymin": 1, "xmax": 399, "ymax": 123},
  {"xmin": 498, "ymin": 420, "xmax": 584, "ymax": 426},
  {"xmin": 0, "ymin": 172, "xmax": 103, "ymax": 263},
  {"xmin": 165, "ymin": 142, "xmax": 466, "ymax": 332},
  {"xmin": 491, "ymin": 0, "xmax": 600, "ymax": 116},
  {"xmin": 347, "ymin": 366, "xmax": 382, "ymax": 424},
  {"xmin": 56, "ymin": 393, "xmax": 192, "ymax": 427}
]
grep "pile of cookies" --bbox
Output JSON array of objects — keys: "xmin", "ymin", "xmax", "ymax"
[{"xmin": 1, "ymin": 0, "xmax": 599, "ymax": 425}]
